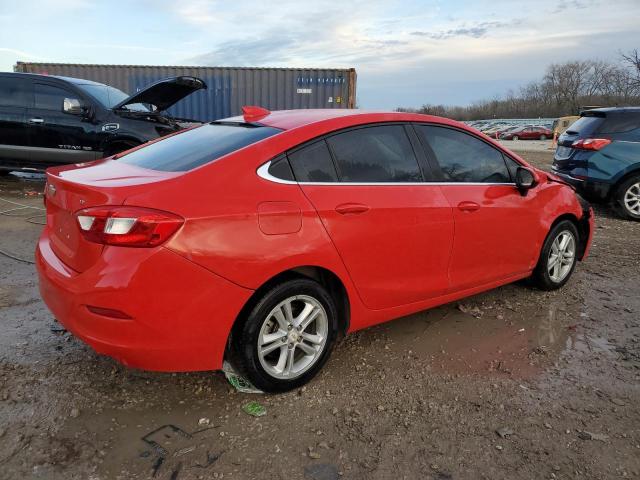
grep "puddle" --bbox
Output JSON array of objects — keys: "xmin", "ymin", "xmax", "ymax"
[{"xmin": 377, "ymin": 301, "xmax": 580, "ymax": 376}]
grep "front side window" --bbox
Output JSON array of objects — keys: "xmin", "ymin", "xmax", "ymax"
[
  {"xmin": 119, "ymin": 123, "xmax": 281, "ymax": 172},
  {"xmin": 415, "ymin": 125, "xmax": 511, "ymax": 183},
  {"xmin": 0, "ymin": 77, "xmax": 30, "ymax": 108},
  {"xmin": 326, "ymin": 125, "xmax": 422, "ymax": 182},
  {"xmin": 34, "ymin": 84, "xmax": 78, "ymax": 111}
]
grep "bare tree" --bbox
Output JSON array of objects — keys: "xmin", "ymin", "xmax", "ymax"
[
  {"xmin": 621, "ymin": 49, "xmax": 640, "ymax": 88},
  {"xmin": 397, "ymin": 53, "xmax": 640, "ymax": 120}
]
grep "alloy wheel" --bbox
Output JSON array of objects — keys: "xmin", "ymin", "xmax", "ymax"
[
  {"xmin": 623, "ymin": 182, "xmax": 640, "ymax": 215},
  {"xmin": 257, "ymin": 295, "xmax": 329, "ymax": 380},
  {"xmin": 547, "ymin": 230, "xmax": 576, "ymax": 283}
]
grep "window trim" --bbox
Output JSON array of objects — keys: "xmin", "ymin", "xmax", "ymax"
[
  {"xmin": 257, "ymin": 121, "xmax": 523, "ymax": 186},
  {"xmin": 257, "ymin": 160, "xmax": 516, "ymax": 186}
]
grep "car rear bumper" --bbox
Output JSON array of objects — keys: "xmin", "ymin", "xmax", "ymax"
[
  {"xmin": 36, "ymin": 229, "xmax": 253, "ymax": 372},
  {"xmin": 551, "ymin": 168, "xmax": 611, "ymax": 201}
]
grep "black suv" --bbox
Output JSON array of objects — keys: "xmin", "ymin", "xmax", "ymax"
[{"xmin": 0, "ymin": 72, "xmax": 207, "ymax": 172}]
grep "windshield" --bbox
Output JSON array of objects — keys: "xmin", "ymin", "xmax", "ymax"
[
  {"xmin": 118, "ymin": 123, "xmax": 282, "ymax": 172},
  {"xmin": 77, "ymin": 83, "xmax": 149, "ymax": 112}
]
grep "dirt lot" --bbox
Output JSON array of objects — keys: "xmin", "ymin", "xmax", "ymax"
[{"xmin": 1, "ymin": 150, "xmax": 639, "ymax": 480}]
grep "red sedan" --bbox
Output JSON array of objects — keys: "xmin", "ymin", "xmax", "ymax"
[
  {"xmin": 501, "ymin": 125, "xmax": 552, "ymax": 140},
  {"xmin": 37, "ymin": 108, "xmax": 594, "ymax": 392}
]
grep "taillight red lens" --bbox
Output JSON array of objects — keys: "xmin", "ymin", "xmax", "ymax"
[
  {"xmin": 75, "ymin": 206, "xmax": 184, "ymax": 247},
  {"xmin": 571, "ymin": 138, "xmax": 611, "ymax": 151}
]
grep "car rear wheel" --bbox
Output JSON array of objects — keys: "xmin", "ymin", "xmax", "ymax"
[
  {"xmin": 614, "ymin": 176, "xmax": 640, "ymax": 221},
  {"xmin": 512, "ymin": 135, "xmax": 519, "ymax": 141},
  {"xmin": 540, "ymin": 135, "xmax": 547, "ymax": 140},
  {"xmin": 231, "ymin": 278, "xmax": 338, "ymax": 393},
  {"xmin": 532, "ymin": 220, "xmax": 579, "ymax": 290}
]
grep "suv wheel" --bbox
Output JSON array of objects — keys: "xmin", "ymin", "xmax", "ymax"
[
  {"xmin": 512, "ymin": 135, "xmax": 519, "ymax": 141},
  {"xmin": 614, "ymin": 176, "xmax": 640, "ymax": 221},
  {"xmin": 232, "ymin": 278, "xmax": 338, "ymax": 393},
  {"xmin": 532, "ymin": 220, "xmax": 579, "ymax": 290}
]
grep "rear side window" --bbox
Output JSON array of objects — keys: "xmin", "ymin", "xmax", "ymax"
[
  {"xmin": 288, "ymin": 140, "xmax": 338, "ymax": 182},
  {"xmin": 34, "ymin": 84, "xmax": 77, "ymax": 111},
  {"xmin": 597, "ymin": 114, "xmax": 640, "ymax": 134},
  {"xmin": 326, "ymin": 125, "xmax": 422, "ymax": 182},
  {"xmin": 119, "ymin": 124, "xmax": 281, "ymax": 172},
  {"xmin": 0, "ymin": 77, "xmax": 30, "ymax": 108},
  {"xmin": 267, "ymin": 155, "xmax": 295, "ymax": 181},
  {"xmin": 416, "ymin": 125, "xmax": 511, "ymax": 183}
]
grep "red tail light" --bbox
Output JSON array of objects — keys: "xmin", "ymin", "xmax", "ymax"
[
  {"xmin": 75, "ymin": 206, "xmax": 184, "ymax": 247},
  {"xmin": 571, "ymin": 138, "xmax": 611, "ymax": 151}
]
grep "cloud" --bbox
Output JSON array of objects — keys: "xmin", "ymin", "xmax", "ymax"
[{"xmin": 411, "ymin": 20, "xmax": 519, "ymax": 40}]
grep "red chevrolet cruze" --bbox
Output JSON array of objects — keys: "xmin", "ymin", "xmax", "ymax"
[{"xmin": 37, "ymin": 108, "xmax": 594, "ymax": 392}]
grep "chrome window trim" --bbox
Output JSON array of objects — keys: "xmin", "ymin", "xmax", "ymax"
[{"xmin": 257, "ymin": 161, "xmax": 516, "ymax": 186}]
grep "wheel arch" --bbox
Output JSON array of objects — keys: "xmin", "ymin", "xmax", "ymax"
[
  {"xmin": 611, "ymin": 167, "xmax": 640, "ymax": 198},
  {"xmin": 226, "ymin": 265, "xmax": 351, "ymax": 357},
  {"xmin": 547, "ymin": 212, "xmax": 589, "ymax": 260}
]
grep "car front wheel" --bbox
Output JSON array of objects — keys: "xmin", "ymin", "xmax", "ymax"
[
  {"xmin": 232, "ymin": 278, "xmax": 338, "ymax": 393},
  {"xmin": 512, "ymin": 135, "xmax": 519, "ymax": 141},
  {"xmin": 614, "ymin": 176, "xmax": 640, "ymax": 221},
  {"xmin": 532, "ymin": 220, "xmax": 579, "ymax": 290}
]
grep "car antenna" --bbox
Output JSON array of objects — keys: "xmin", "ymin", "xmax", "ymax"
[{"xmin": 242, "ymin": 106, "xmax": 270, "ymax": 122}]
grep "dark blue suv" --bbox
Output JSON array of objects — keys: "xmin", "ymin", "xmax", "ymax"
[{"xmin": 552, "ymin": 107, "xmax": 640, "ymax": 220}]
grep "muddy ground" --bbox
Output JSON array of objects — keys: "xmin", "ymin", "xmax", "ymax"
[{"xmin": 0, "ymin": 150, "xmax": 638, "ymax": 480}]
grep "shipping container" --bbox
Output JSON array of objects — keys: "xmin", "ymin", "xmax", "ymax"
[{"xmin": 14, "ymin": 62, "xmax": 357, "ymax": 122}]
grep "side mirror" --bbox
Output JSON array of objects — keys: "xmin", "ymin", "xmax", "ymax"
[
  {"xmin": 63, "ymin": 97, "xmax": 85, "ymax": 116},
  {"xmin": 515, "ymin": 166, "xmax": 537, "ymax": 195}
]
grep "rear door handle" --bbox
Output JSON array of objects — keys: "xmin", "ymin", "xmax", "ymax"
[
  {"xmin": 457, "ymin": 201, "xmax": 480, "ymax": 212},
  {"xmin": 335, "ymin": 203, "xmax": 370, "ymax": 215},
  {"xmin": 28, "ymin": 117, "xmax": 44, "ymax": 124}
]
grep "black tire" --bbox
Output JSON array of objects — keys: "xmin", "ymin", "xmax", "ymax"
[
  {"xmin": 613, "ymin": 175, "xmax": 640, "ymax": 221},
  {"xmin": 231, "ymin": 278, "xmax": 338, "ymax": 393},
  {"xmin": 532, "ymin": 220, "xmax": 579, "ymax": 290}
]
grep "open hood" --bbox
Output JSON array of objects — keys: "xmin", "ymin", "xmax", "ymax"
[{"xmin": 113, "ymin": 76, "xmax": 207, "ymax": 112}]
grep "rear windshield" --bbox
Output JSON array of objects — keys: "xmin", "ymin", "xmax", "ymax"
[
  {"xmin": 566, "ymin": 116, "xmax": 603, "ymax": 136},
  {"xmin": 569, "ymin": 112, "xmax": 640, "ymax": 136},
  {"xmin": 118, "ymin": 123, "xmax": 281, "ymax": 172}
]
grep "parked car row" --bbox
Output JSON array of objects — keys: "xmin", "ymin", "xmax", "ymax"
[{"xmin": 468, "ymin": 121, "xmax": 553, "ymax": 140}]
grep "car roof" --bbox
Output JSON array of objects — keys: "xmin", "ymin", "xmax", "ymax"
[
  {"xmin": 583, "ymin": 107, "xmax": 640, "ymax": 115},
  {"xmin": 222, "ymin": 109, "xmax": 461, "ymax": 131},
  {"xmin": 0, "ymin": 71, "xmax": 107, "ymax": 87}
]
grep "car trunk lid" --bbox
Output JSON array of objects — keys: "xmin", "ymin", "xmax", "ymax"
[{"xmin": 45, "ymin": 160, "xmax": 181, "ymax": 272}]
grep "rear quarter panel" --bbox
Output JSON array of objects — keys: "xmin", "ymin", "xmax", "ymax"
[{"xmin": 587, "ymin": 141, "xmax": 640, "ymax": 185}]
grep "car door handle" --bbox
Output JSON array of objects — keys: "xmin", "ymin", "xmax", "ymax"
[
  {"xmin": 335, "ymin": 203, "xmax": 370, "ymax": 215},
  {"xmin": 457, "ymin": 201, "xmax": 480, "ymax": 212},
  {"xmin": 28, "ymin": 117, "xmax": 44, "ymax": 124}
]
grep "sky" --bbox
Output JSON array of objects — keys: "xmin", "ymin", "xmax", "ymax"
[{"xmin": 1, "ymin": 0, "xmax": 639, "ymax": 109}]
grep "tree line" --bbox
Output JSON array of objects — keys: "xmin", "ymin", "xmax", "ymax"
[{"xmin": 398, "ymin": 50, "xmax": 640, "ymax": 120}]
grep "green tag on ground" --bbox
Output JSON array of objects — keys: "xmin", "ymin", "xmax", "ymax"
[{"xmin": 242, "ymin": 401, "xmax": 267, "ymax": 417}]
